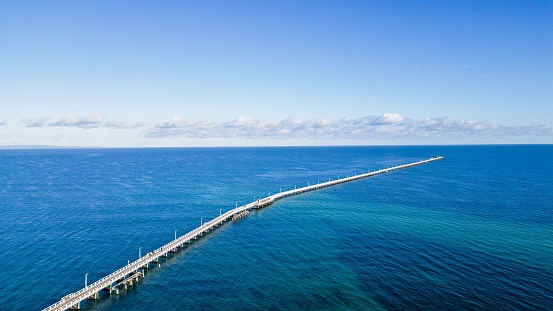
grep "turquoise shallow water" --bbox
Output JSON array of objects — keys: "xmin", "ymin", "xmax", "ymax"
[{"xmin": 0, "ymin": 145, "xmax": 552, "ymax": 310}]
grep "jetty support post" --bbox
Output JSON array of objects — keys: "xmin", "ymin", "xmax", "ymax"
[{"xmin": 87, "ymin": 291, "xmax": 99, "ymax": 300}]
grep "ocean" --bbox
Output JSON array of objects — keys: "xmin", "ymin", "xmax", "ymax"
[{"xmin": 0, "ymin": 145, "xmax": 551, "ymax": 310}]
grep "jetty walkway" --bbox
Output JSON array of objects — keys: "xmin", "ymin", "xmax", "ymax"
[{"xmin": 42, "ymin": 156, "xmax": 443, "ymax": 311}]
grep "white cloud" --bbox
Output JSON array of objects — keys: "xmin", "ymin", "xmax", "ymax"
[
  {"xmin": 21, "ymin": 113, "xmax": 147, "ymax": 129},
  {"xmin": 49, "ymin": 113, "xmax": 105, "ymax": 129},
  {"xmin": 376, "ymin": 113, "xmax": 405, "ymax": 124},
  {"xmin": 104, "ymin": 120, "xmax": 149, "ymax": 129},
  {"xmin": 18, "ymin": 113, "xmax": 552, "ymax": 142},
  {"xmin": 145, "ymin": 114, "xmax": 552, "ymax": 140},
  {"xmin": 21, "ymin": 118, "xmax": 50, "ymax": 127}
]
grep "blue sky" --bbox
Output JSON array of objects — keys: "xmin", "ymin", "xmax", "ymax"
[{"xmin": 1, "ymin": 0, "xmax": 552, "ymax": 147}]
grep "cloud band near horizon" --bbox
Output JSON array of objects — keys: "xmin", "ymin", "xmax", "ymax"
[{"xmin": 17, "ymin": 113, "xmax": 552, "ymax": 140}]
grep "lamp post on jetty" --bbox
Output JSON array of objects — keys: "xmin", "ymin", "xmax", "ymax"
[
  {"xmin": 139, "ymin": 247, "xmax": 142, "ymax": 258},
  {"xmin": 85, "ymin": 273, "xmax": 89, "ymax": 287},
  {"xmin": 200, "ymin": 218, "xmax": 203, "ymax": 226},
  {"xmin": 174, "ymin": 230, "xmax": 177, "ymax": 240}
]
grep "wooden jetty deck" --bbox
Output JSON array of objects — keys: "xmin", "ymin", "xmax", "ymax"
[{"xmin": 42, "ymin": 156, "xmax": 443, "ymax": 311}]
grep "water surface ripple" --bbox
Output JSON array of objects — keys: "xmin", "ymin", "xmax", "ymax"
[{"xmin": 0, "ymin": 146, "xmax": 551, "ymax": 310}]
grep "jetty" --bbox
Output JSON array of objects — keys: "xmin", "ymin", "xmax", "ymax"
[{"xmin": 42, "ymin": 156, "xmax": 443, "ymax": 311}]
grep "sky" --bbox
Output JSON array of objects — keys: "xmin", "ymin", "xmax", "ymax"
[{"xmin": 1, "ymin": 0, "xmax": 552, "ymax": 147}]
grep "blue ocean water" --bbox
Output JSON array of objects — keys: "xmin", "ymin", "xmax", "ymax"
[{"xmin": 0, "ymin": 145, "xmax": 551, "ymax": 310}]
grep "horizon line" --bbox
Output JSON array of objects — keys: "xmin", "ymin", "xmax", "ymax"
[{"xmin": 1, "ymin": 143, "xmax": 552, "ymax": 150}]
